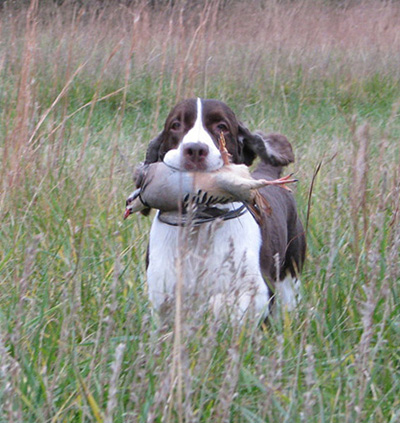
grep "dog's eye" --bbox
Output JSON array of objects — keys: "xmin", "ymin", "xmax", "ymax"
[
  {"xmin": 217, "ymin": 123, "xmax": 229, "ymax": 133},
  {"xmin": 171, "ymin": 121, "xmax": 181, "ymax": 131}
]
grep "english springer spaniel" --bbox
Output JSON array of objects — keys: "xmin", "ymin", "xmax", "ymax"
[{"xmin": 134, "ymin": 98, "xmax": 305, "ymax": 320}]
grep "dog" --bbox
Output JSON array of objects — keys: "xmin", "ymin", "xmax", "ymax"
[{"xmin": 133, "ymin": 98, "xmax": 306, "ymax": 320}]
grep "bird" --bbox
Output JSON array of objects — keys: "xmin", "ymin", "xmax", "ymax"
[{"xmin": 124, "ymin": 160, "xmax": 297, "ymax": 224}]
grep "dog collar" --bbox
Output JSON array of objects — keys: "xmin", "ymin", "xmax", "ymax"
[{"xmin": 157, "ymin": 204, "xmax": 247, "ymax": 227}]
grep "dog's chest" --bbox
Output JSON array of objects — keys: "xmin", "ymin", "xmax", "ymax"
[{"xmin": 146, "ymin": 209, "xmax": 263, "ymax": 308}]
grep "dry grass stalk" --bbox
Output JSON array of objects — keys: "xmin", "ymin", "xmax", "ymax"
[
  {"xmin": 12, "ymin": 235, "xmax": 41, "ymax": 352},
  {"xmin": 77, "ymin": 38, "xmax": 123, "ymax": 171},
  {"xmin": 107, "ymin": 11, "xmax": 140, "ymax": 213},
  {"xmin": 350, "ymin": 122, "xmax": 370, "ymax": 269},
  {"xmin": 212, "ymin": 345, "xmax": 241, "ymax": 423},
  {"xmin": 302, "ymin": 344, "xmax": 317, "ymax": 421},
  {"xmin": 152, "ymin": 17, "xmax": 173, "ymax": 134},
  {"xmin": 352, "ymin": 133, "xmax": 395, "ymax": 422},
  {"xmin": 28, "ymin": 62, "xmax": 88, "ymax": 149},
  {"xmin": 0, "ymin": 332, "xmax": 23, "ymax": 421},
  {"xmin": 354, "ymin": 281, "xmax": 376, "ymax": 423},
  {"xmin": 173, "ymin": 3, "xmax": 214, "ymax": 102},
  {"xmin": 85, "ymin": 250, "xmax": 122, "ymax": 406},
  {"xmin": 105, "ymin": 343, "xmax": 126, "ymax": 423},
  {"xmin": 183, "ymin": 2, "xmax": 215, "ymax": 99},
  {"xmin": 385, "ymin": 145, "xmax": 400, "ymax": 284},
  {"xmin": 166, "ymin": 225, "xmax": 186, "ymax": 423},
  {"xmin": 3, "ymin": 0, "xmax": 38, "ymax": 189},
  {"xmin": 326, "ymin": 183, "xmax": 342, "ymax": 282},
  {"xmin": 148, "ymin": 374, "xmax": 173, "ymax": 423}
]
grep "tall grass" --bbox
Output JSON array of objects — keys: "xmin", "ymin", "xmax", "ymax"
[{"xmin": 1, "ymin": 1, "xmax": 400, "ymax": 422}]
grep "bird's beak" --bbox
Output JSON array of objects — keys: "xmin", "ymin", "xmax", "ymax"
[{"xmin": 124, "ymin": 207, "xmax": 132, "ymax": 220}]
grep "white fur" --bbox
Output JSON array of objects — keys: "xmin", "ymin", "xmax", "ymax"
[
  {"xmin": 275, "ymin": 274, "xmax": 302, "ymax": 311},
  {"xmin": 147, "ymin": 206, "xmax": 271, "ymax": 320},
  {"xmin": 164, "ymin": 98, "xmax": 223, "ymax": 171}
]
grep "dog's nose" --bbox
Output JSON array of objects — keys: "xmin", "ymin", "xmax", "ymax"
[{"xmin": 183, "ymin": 142, "xmax": 209, "ymax": 170}]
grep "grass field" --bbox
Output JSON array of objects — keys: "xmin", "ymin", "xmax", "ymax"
[{"xmin": 1, "ymin": 1, "xmax": 400, "ymax": 422}]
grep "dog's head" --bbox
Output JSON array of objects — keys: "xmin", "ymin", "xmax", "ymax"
[{"xmin": 144, "ymin": 98, "xmax": 295, "ymax": 172}]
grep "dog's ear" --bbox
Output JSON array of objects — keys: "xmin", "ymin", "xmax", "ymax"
[
  {"xmin": 252, "ymin": 131, "xmax": 295, "ymax": 166},
  {"xmin": 239, "ymin": 124, "xmax": 294, "ymax": 167},
  {"xmin": 144, "ymin": 133, "xmax": 164, "ymax": 164},
  {"xmin": 136, "ymin": 133, "xmax": 164, "ymax": 217},
  {"xmin": 238, "ymin": 123, "xmax": 257, "ymax": 166}
]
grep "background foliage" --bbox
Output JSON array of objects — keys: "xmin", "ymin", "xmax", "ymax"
[{"xmin": 1, "ymin": 0, "xmax": 400, "ymax": 422}]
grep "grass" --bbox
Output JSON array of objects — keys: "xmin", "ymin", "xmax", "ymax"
[{"xmin": 1, "ymin": 0, "xmax": 400, "ymax": 422}]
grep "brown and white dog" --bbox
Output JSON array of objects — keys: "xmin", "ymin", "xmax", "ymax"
[{"xmin": 136, "ymin": 98, "xmax": 305, "ymax": 320}]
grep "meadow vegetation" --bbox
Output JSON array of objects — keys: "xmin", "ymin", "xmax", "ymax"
[{"xmin": 1, "ymin": 0, "xmax": 400, "ymax": 421}]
